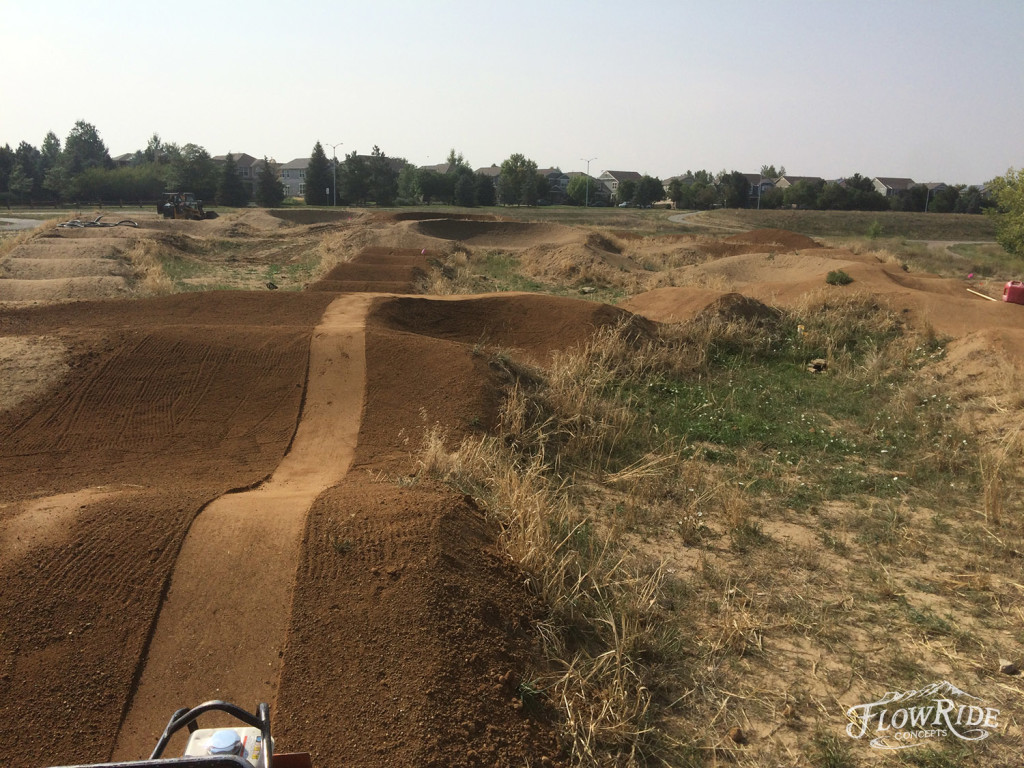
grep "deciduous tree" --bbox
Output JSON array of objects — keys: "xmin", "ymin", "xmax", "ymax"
[
  {"xmin": 615, "ymin": 179, "xmax": 637, "ymax": 206},
  {"xmin": 497, "ymin": 153, "xmax": 538, "ymax": 206},
  {"xmin": 339, "ymin": 151, "xmax": 369, "ymax": 205},
  {"xmin": 169, "ymin": 144, "xmax": 217, "ymax": 201},
  {"xmin": 635, "ymin": 175, "xmax": 664, "ymax": 207},
  {"xmin": 988, "ymin": 167, "xmax": 1024, "ymax": 257}
]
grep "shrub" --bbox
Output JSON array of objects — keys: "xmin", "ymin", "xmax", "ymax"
[{"xmin": 826, "ymin": 269, "xmax": 854, "ymax": 285}]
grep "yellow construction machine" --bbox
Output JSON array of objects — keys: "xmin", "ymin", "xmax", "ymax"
[{"xmin": 158, "ymin": 192, "xmax": 218, "ymax": 220}]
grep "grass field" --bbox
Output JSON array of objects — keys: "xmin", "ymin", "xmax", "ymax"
[{"xmin": 680, "ymin": 208, "xmax": 998, "ymax": 240}]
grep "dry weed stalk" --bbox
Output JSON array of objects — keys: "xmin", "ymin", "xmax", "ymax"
[
  {"xmin": 979, "ymin": 417, "xmax": 1024, "ymax": 526},
  {"xmin": 126, "ymin": 239, "xmax": 175, "ymax": 295},
  {"xmin": 416, "ymin": 366, "xmax": 675, "ymax": 765},
  {"xmin": 0, "ymin": 218, "xmax": 59, "ymax": 261}
]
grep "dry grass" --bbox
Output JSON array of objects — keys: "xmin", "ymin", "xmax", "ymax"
[
  {"xmin": 0, "ymin": 218, "xmax": 59, "ymax": 260},
  {"xmin": 125, "ymin": 239, "xmax": 175, "ymax": 295},
  {"xmin": 412, "ymin": 292, "xmax": 1024, "ymax": 766}
]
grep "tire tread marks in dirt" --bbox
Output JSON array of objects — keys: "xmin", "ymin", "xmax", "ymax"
[
  {"xmin": 1, "ymin": 327, "xmax": 312, "ymax": 495},
  {"xmin": 307, "ymin": 247, "xmax": 430, "ymax": 294},
  {"xmin": 275, "ymin": 475, "xmax": 561, "ymax": 768},
  {"xmin": 0, "ymin": 293, "xmax": 332, "ymax": 768}
]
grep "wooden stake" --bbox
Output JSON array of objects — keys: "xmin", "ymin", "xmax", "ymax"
[{"xmin": 967, "ymin": 288, "xmax": 999, "ymax": 302}]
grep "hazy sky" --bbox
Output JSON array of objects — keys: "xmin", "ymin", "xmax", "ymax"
[{"xmin": 2, "ymin": 1, "xmax": 1020, "ymax": 185}]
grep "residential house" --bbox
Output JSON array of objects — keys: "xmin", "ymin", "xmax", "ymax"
[
  {"xmin": 475, "ymin": 165, "xmax": 502, "ymax": 179},
  {"xmin": 743, "ymin": 173, "xmax": 776, "ymax": 206},
  {"xmin": 538, "ymin": 168, "xmax": 569, "ymax": 202},
  {"xmin": 872, "ymin": 177, "xmax": 916, "ymax": 197},
  {"xmin": 213, "ymin": 153, "xmax": 261, "ymax": 195},
  {"xmin": 598, "ymin": 170, "xmax": 642, "ymax": 198},
  {"xmin": 774, "ymin": 175, "xmax": 824, "ymax": 190},
  {"xmin": 280, "ymin": 158, "xmax": 309, "ymax": 198},
  {"xmin": 420, "ymin": 162, "xmax": 453, "ymax": 175},
  {"xmin": 662, "ymin": 173, "xmax": 695, "ymax": 191}
]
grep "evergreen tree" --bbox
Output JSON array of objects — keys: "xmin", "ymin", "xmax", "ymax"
[
  {"xmin": 475, "ymin": 173, "xmax": 496, "ymax": 206},
  {"xmin": 367, "ymin": 146, "xmax": 398, "ymax": 206},
  {"xmin": 61, "ymin": 121, "xmax": 110, "ymax": 176},
  {"xmin": 454, "ymin": 170, "xmax": 477, "ymax": 206},
  {"xmin": 217, "ymin": 152, "xmax": 249, "ymax": 207},
  {"xmin": 0, "ymin": 144, "xmax": 15, "ymax": 198},
  {"xmin": 305, "ymin": 142, "xmax": 332, "ymax": 205},
  {"xmin": 255, "ymin": 157, "xmax": 284, "ymax": 207}
]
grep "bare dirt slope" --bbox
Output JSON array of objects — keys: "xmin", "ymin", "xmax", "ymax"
[
  {"xmin": 2, "ymin": 216, "xmax": 1023, "ymax": 767},
  {"xmin": 622, "ymin": 238, "xmax": 1024, "ymax": 348},
  {"xmin": 0, "ymin": 292, "xmax": 335, "ymax": 765},
  {"xmin": 0, "ymin": 239, "xmax": 630, "ymax": 767}
]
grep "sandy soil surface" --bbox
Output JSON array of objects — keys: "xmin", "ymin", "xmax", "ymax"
[{"xmin": 2, "ymin": 215, "xmax": 1023, "ymax": 767}]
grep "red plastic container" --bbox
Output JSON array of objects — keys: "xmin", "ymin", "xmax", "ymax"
[{"xmin": 1003, "ymin": 281, "xmax": 1024, "ymax": 305}]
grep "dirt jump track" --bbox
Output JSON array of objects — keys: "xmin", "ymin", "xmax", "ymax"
[
  {"xmin": 2, "ymin": 217, "xmax": 1024, "ymax": 767},
  {"xmin": 0, "ymin": 235, "xmax": 630, "ymax": 767}
]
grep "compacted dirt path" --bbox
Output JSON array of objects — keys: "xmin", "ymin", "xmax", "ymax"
[{"xmin": 113, "ymin": 294, "xmax": 371, "ymax": 759}]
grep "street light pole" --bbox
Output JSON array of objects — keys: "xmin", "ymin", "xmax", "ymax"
[
  {"xmin": 328, "ymin": 142, "xmax": 343, "ymax": 206},
  {"xmin": 581, "ymin": 157, "xmax": 596, "ymax": 207}
]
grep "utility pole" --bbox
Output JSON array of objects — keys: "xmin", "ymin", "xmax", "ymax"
[
  {"xmin": 581, "ymin": 157, "xmax": 596, "ymax": 207},
  {"xmin": 329, "ymin": 142, "xmax": 343, "ymax": 206}
]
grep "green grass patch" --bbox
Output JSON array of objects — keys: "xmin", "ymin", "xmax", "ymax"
[
  {"xmin": 696, "ymin": 209, "xmax": 997, "ymax": 240},
  {"xmin": 826, "ymin": 269, "xmax": 854, "ymax": 285}
]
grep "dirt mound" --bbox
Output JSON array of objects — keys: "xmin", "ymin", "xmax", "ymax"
[
  {"xmin": 695, "ymin": 292, "xmax": 782, "ymax": 325},
  {"xmin": 269, "ymin": 209, "xmax": 359, "ymax": 225},
  {"xmin": 2, "ymin": 284, "xmax": 624, "ymax": 767},
  {"xmin": 0, "ymin": 291, "xmax": 335, "ymax": 765},
  {"xmin": 674, "ymin": 249, "xmax": 865, "ymax": 290},
  {"xmin": 367, "ymin": 292, "xmax": 634, "ymax": 363},
  {"xmin": 8, "ymin": 236, "xmax": 129, "ymax": 259},
  {"xmin": 277, "ymin": 474, "xmax": 559, "ymax": 768},
  {"xmin": 0, "ymin": 276, "xmax": 131, "ymax": 302},
  {"xmin": 3, "ymin": 257, "xmax": 132, "ymax": 279},
  {"xmin": 618, "ymin": 286, "xmax": 731, "ymax": 323},
  {"xmin": 0, "ymin": 226, "xmax": 143, "ymax": 303},
  {"xmin": 378, "ymin": 211, "xmax": 502, "ymax": 223},
  {"xmin": 411, "ymin": 219, "xmax": 580, "ymax": 248},
  {"xmin": 724, "ymin": 228, "xmax": 822, "ymax": 250},
  {"xmin": 308, "ymin": 246, "xmax": 430, "ymax": 293},
  {"xmin": 519, "ymin": 239, "xmax": 639, "ymax": 287}
]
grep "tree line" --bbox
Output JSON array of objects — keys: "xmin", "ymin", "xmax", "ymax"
[
  {"xmin": 0, "ymin": 122, "xmax": 293, "ymax": 207},
  {"xmin": 665, "ymin": 168, "xmax": 989, "ymax": 214},
  {"xmin": 0, "ymin": 121, "xmax": 1005, "ymax": 221}
]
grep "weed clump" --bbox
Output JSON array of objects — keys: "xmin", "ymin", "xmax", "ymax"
[{"xmin": 825, "ymin": 269, "xmax": 853, "ymax": 285}]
